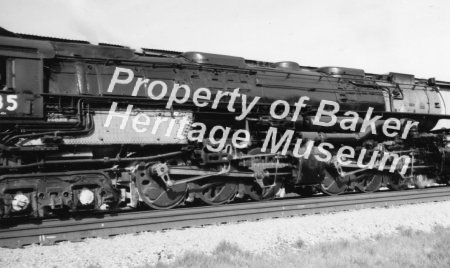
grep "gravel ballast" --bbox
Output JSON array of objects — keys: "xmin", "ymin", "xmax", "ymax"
[{"xmin": 2, "ymin": 200, "xmax": 450, "ymax": 267}]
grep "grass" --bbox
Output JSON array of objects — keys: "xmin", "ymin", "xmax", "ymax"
[{"xmin": 149, "ymin": 226, "xmax": 450, "ymax": 268}]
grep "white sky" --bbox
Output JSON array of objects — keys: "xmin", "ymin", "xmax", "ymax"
[{"xmin": 2, "ymin": 0, "xmax": 450, "ymax": 80}]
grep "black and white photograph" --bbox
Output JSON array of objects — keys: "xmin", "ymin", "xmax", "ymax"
[{"xmin": 1, "ymin": 0, "xmax": 450, "ymax": 267}]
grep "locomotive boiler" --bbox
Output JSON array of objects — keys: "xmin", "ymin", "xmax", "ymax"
[{"xmin": 1, "ymin": 27, "xmax": 450, "ymax": 219}]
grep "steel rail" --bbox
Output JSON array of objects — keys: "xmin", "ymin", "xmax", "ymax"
[{"xmin": 1, "ymin": 187, "xmax": 450, "ymax": 248}]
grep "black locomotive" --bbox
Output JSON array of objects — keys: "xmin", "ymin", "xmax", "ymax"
[{"xmin": 1, "ymin": 27, "xmax": 450, "ymax": 219}]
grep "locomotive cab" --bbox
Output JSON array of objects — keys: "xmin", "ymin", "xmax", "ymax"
[
  {"xmin": 0, "ymin": 30, "xmax": 58, "ymax": 120},
  {"xmin": 0, "ymin": 43, "xmax": 45, "ymax": 119}
]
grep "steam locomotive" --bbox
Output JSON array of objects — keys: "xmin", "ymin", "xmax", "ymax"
[{"xmin": 1, "ymin": 27, "xmax": 450, "ymax": 219}]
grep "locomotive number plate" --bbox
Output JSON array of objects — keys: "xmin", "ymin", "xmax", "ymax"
[{"xmin": 0, "ymin": 93, "xmax": 18, "ymax": 114}]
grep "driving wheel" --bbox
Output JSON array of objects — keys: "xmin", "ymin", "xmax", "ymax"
[
  {"xmin": 355, "ymin": 173, "xmax": 383, "ymax": 193},
  {"xmin": 320, "ymin": 170, "xmax": 347, "ymax": 195},
  {"xmin": 135, "ymin": 167, "xmax": 187, "ymax": 209},
  {"xmin": 197, "ymin": 178, "xmax": 238, "ymax": 205}
]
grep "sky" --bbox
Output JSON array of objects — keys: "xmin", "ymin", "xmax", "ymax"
[{"xmin": 2, "ymin": 0, "xmax": 450, "ymax": 81}]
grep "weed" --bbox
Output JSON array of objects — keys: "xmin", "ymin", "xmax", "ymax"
[
  {"xmin": 151, "ymin": 226, "xmax": 450, "ymax": 268},
  {"xmin": 294, "ymin": 238, "xmax": 305, "ymax": 249}
]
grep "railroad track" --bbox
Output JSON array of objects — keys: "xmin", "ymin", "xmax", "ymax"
[{"xmin": 1, "ymin": 187, "xmax": 450, "ymax": 248}]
